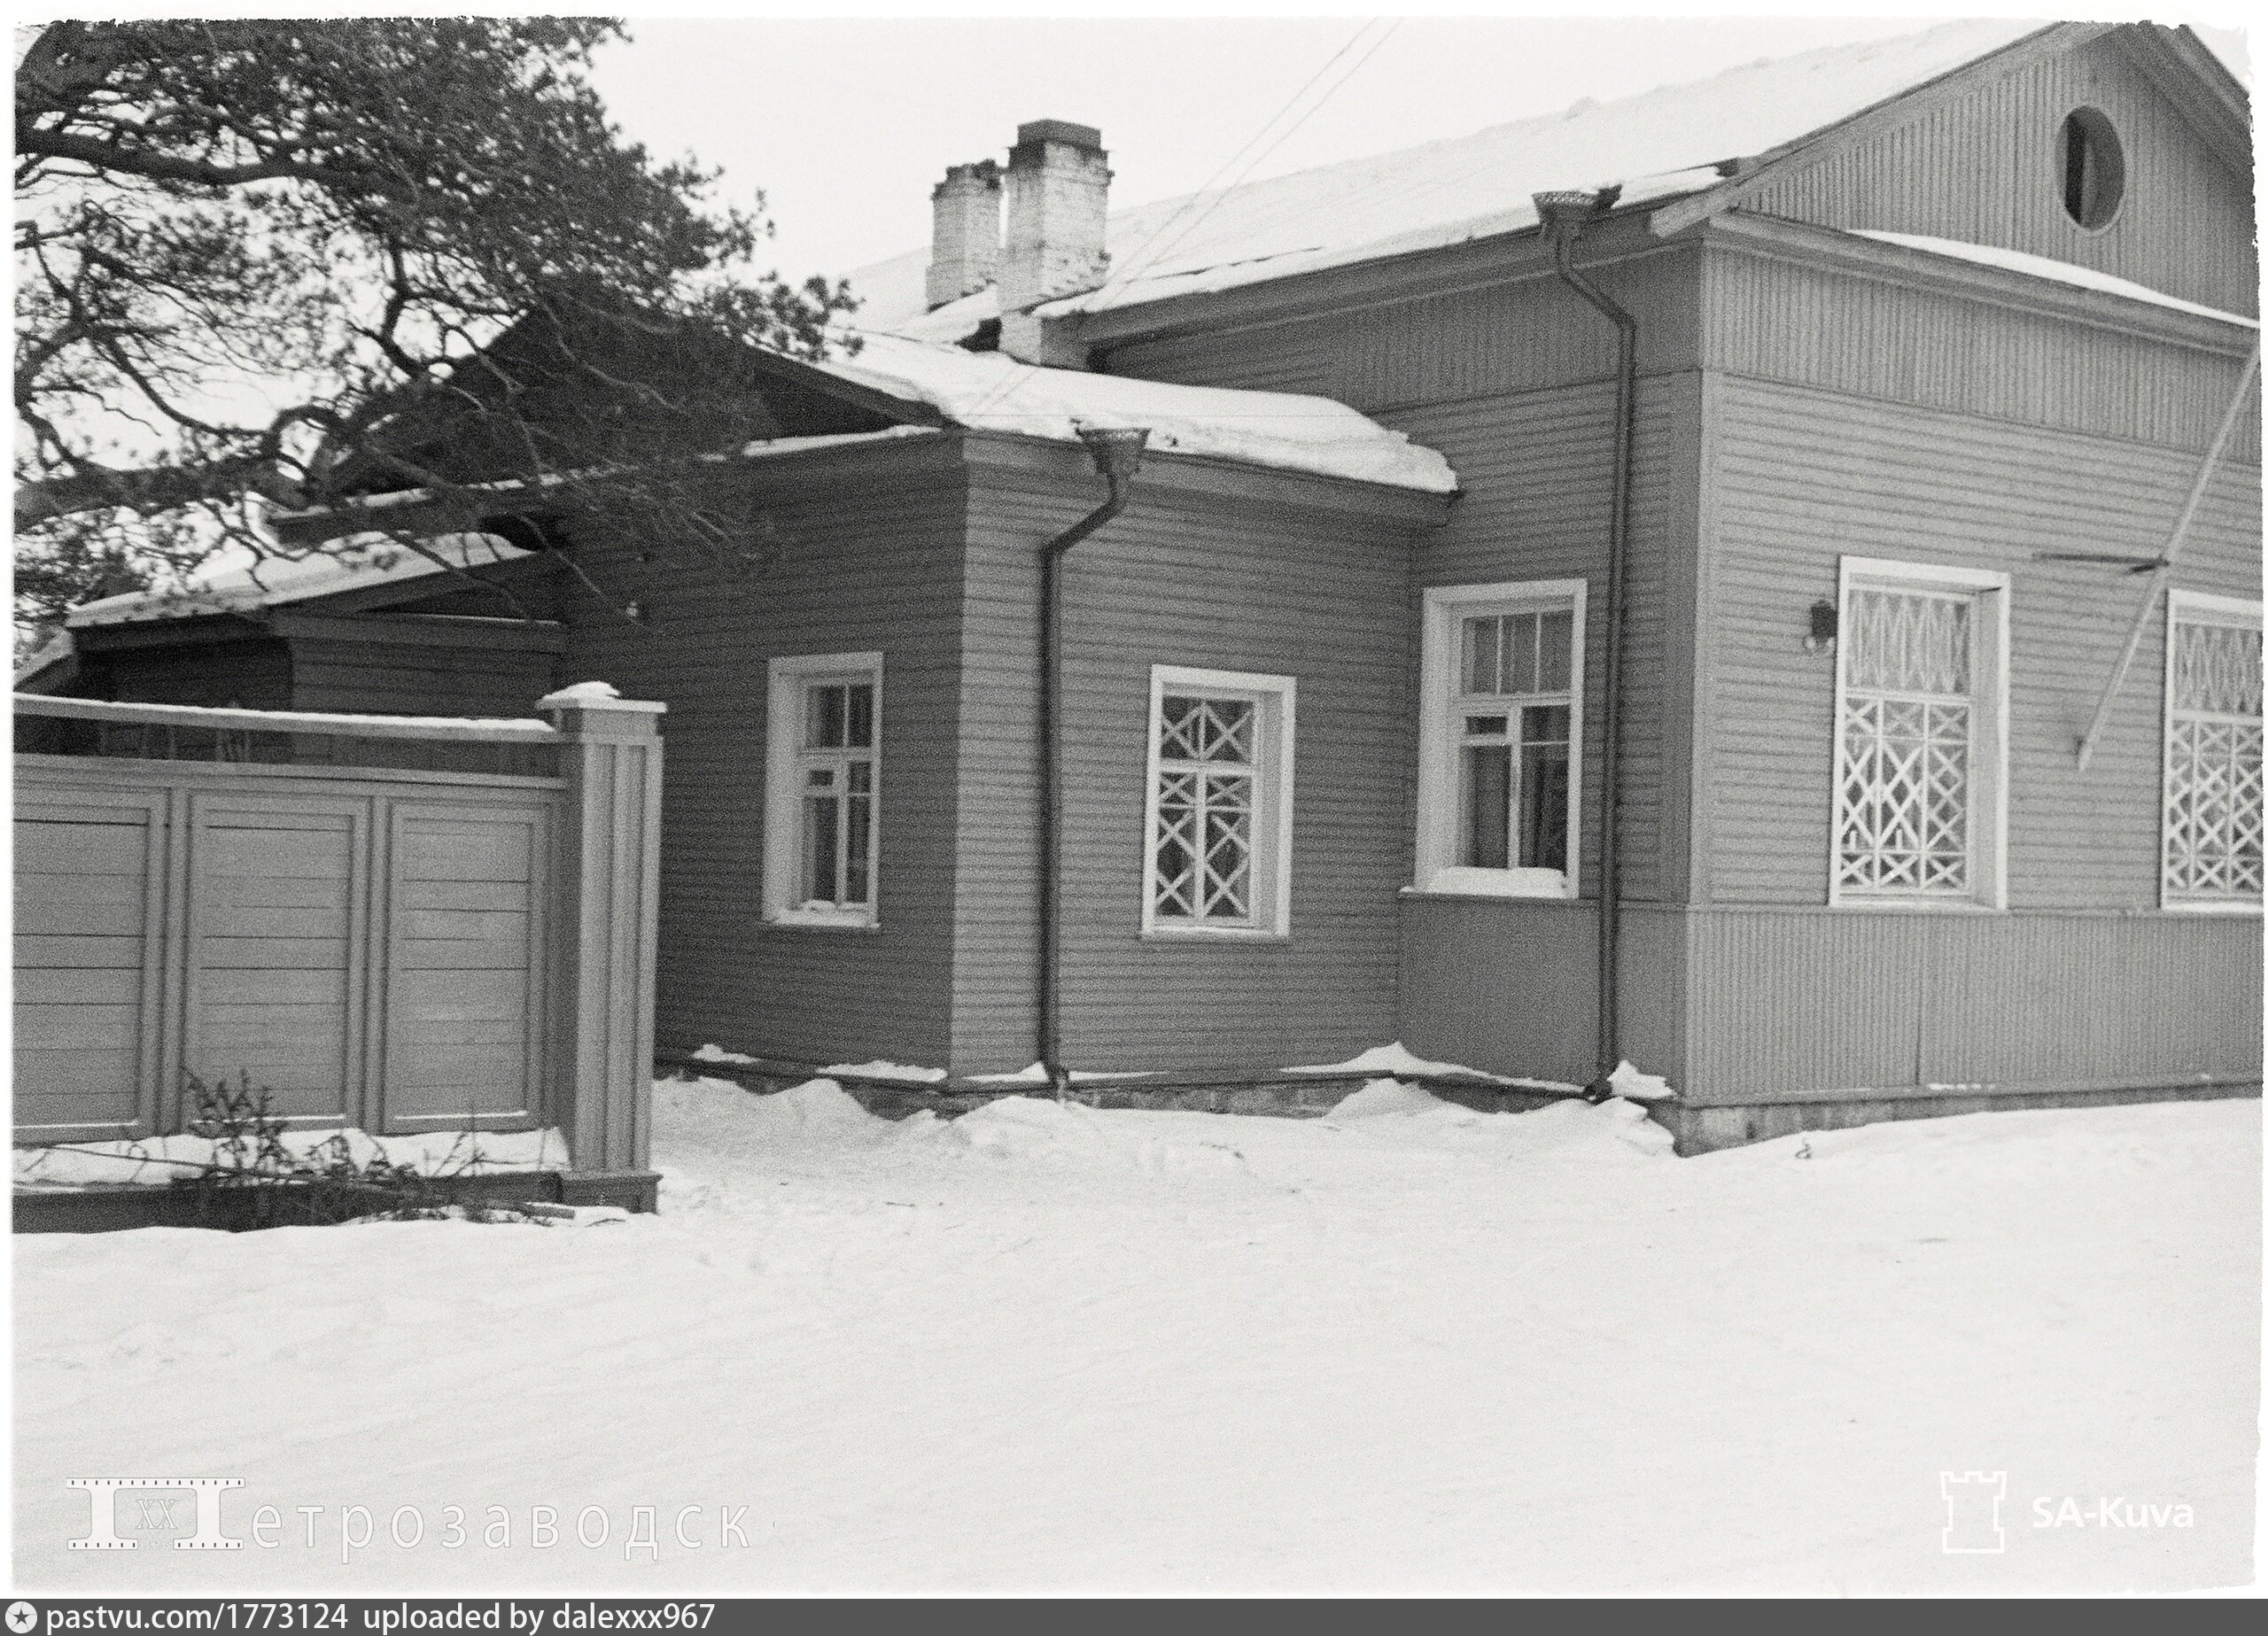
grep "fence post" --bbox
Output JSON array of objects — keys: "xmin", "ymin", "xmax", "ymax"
[{"xmin": 539, "ymin": 686, "xmax": 665, "ymax": 1206}]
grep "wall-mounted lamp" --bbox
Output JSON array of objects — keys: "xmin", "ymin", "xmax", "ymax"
[{"xmin": 1804, "ymin": 599, "xmax": 1837, "ymax": 655}]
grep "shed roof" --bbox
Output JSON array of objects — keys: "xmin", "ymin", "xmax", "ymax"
[
  {"xmin": 66, "ymin": 531, "xmax": 531, "ymax": 629},
  {"xmin": 850, "ymin": 19, "xmax": 2056, "ymax": 336}
]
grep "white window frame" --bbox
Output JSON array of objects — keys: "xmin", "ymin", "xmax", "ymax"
[
  {"xmin": 1414, "ymin": 578, "xmax": 1588, "ymax": 899},
  {"xmin": 2161, "ymin": 588, "xmax": 2264, "ymax": 915},
  {"xmin": 1139, "ymin": 664, "xmax": 1296, "ymax": 939},
  {"xmin": 1828, "ymin": 555, "xmax": 2009, "ymax": 911},
  {"xmin": 762, "ymin": 650, "xmax": 883, "ymax": 929}
]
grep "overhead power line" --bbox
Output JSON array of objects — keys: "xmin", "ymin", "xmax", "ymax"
[
  {"xmin": 951, "ymin": 15, "xmax": 1402, "ymax": 429},
  {"xmin": 1092, "ymin": 17, "xmax": 1404, "ymax": 311},
  {"xmin": 1085, "ymin": 18, "xmax": 1389, "ymax": 311}
]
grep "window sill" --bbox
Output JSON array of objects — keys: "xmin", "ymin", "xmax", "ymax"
[
  {"xmin": 1826, "ymin": 896, "xmax": 2005, "ymax": 913},
  {"xmin": 1402, "ymin": 866, "xmax": 1576, "ymax": 902},
  {"xmin": 1140, "ymin": 924, "xmax": 1292, "ymax": 944},
  {"xmin": 1399, "ymin": 888, "xmax": 1585, "ymax": 906},
  {"xmin": 762, "ymin": 912, "xmax": 881, "ymax": 934},
  {"xmin": 2159, "ymin": 897, "xmax": 2265, "ymax": 917}
]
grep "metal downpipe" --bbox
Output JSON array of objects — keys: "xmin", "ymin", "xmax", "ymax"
[
  {"xmin": 1534, "ymin": 192, "xmax": 1639, "ymax": 1089},
  {"xmin": 1038, "ymin": 425, "xmax": 1149, "ymax": 1096}
]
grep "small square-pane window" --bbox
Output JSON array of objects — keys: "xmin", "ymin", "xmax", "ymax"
[
  {"xmin": 1427, "ymin": 588, "xmax": 1581, "ymax": 893},
  {"xmin": 766, "ymin": 655, "xmax": 883, "ymax": 926}
]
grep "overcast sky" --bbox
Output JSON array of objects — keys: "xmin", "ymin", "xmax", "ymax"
[{"xmin": 585, "ymin": 7, "xmax": 2252, "ymax": 293}]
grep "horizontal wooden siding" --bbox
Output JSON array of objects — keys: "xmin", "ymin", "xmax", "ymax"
[
  {"xmin": 555, "ymin": 460, "xmax": 968, "ymax": 1068},
  {"xmin": 951, "ymin": 475, "xmax": 1415, "ymax": 1073},
  {"xmin": 1699, "ymin": 371, "xmax": 2261, "ymax": 908}
]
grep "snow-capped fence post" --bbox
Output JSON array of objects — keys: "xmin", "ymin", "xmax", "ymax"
[{"xmin": 540, "ymin": 685, "xmax": 666, "ymax": 1203}]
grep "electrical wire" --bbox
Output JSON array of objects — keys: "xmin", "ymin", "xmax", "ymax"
[
  {"xmin": 1080, "ymin": 18, "xmax": 1387, "ymax": 314},
  {"xmin": 951, "ymin": 16, "xmax": 1402, "ymax": 429},
  {"xmin": 1091, "ymin": 17, "xmax": 1404, "ymax": 313}
]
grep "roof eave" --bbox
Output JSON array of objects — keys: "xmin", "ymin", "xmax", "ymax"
[
  {"xmin": 1702, "ymin": 213, "xmax": 2259, "ymax": 353},
  {"xmin": 2112, "ymin": 24, "xmax": 2253, "ymax": 174},
  {"xmin": 269, "ymin": 424, "xmax": 949, "ymax": 548},
  {"xmin": 952, "ymin": 427, "xmax": 1456, "ymax": 527},
  {"xmin": 1064, "ymin": 203, "xmax": 1683, "ymax": 353}
]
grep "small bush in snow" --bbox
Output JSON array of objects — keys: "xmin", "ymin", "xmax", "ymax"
[{"xmin": 183, "ymin": 1072, "xmax": 478, "ymax": 1227}]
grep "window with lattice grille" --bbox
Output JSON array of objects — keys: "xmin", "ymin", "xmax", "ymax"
[
  {"xmin": 763, "ymin": 651, "xmax": 882, "ymax": 927},
  {"xmin": 1142, "ymin": 666, "xmax": 1295, "ymax": 936},
  {"xmin": 1830, "ymin": 559, "xmax": 2007, "ymax": 908},
  {"xmin": 1415, "ymin": 580, "xmax": 1587, "ymax": 897},
  {"xmin": 2163, "ymin": 592, "xmax": 2264, "ymax": 909}
]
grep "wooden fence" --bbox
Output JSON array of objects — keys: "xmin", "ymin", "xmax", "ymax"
[{"xmin": 12, "ymin": 690, "xmax": 662, "ymax": 1183}]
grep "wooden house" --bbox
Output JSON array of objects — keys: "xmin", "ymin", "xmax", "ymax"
[{"xmin": 23, "ymin": 19, "xmax": 2259, "ymax": 1149}]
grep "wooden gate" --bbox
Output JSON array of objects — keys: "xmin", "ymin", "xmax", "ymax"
[{"xmin": 12, "ymin": 693, "xmax": 660, "ymax": 1175}]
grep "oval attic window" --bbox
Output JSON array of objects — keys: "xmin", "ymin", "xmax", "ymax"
[{"xmin": 2058, "ymin": 107, "xmax": 2124, "ymax": 229}]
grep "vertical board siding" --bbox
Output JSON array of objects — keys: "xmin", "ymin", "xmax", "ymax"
[
  {"xmin": 12, "ymin": 791, "xmax": 167, "ymax": 1139},
  {"xmin": 1743, "ymin": 32, "xmax": 2256, "ymax": 315},
  {"xmin": 1705, "ymin": 248, "xmax": 2261, "ymax": 464},
  {"xmin": 1703, "ymin": 373, "xmax": 2261, "ymax": 908},
  {"xmin": 554, "ymin": 464, "xmax": 968, "ymax": 1068},
  {"xmin": 1102, "ymin": 245, "xmax": 1703, "ymax": 415},
  {"xmin": 1682, "ymin": 908, "xmax": 1931, "ymax": 1098},
  {"xmin": 951, "ymin": 480, "xmax": 1413, "ymax": 1073},
  {"xmin": 1915, "ymin": 911, "xmax": 2263, "ymax": 1085},
  {"xmin": 1683, "ymin": 907, "xmax": 2262, "ymax": 1102}
]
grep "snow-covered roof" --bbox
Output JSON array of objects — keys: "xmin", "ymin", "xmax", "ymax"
[
  {"xmin": 812, "ymin": 333, "xmax": 1458, "ymax": 492},
  {"xmin": 849, "ymin": 19, "xmax": 2051, "ymax": 334},
  {"xmin": 66, "ymin": 531, "xmax": 530, "ymax": 628},
  {"xmin": 1852, "ymin": 231, "xmax": 2261, "ymax": 330},
  {"xmin": 57, "ymin": 387, "xmax": 1445, "ymax": 639}
]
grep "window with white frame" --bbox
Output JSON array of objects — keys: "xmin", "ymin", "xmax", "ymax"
[
  {"xmin": 1141, "ymin": 666, "xmax": 1295, "ymax": 936},
  {"xmin": 763, "ymin": 652, "xmax": 882, "ymax": 927},
  {"xmin": 1415, "ymin": 580, "xmax": 1585, "ymax": 897},
  {"xmin": 2163, "ymin": 591, "xmax": 2263, "ymax": 908},
  {"xmin": 1830, "ymin": 557, "xmax": 2008, "ymax": 907}
]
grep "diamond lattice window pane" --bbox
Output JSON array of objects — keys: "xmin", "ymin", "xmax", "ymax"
[
  {"xmin": 1153, "ymin": 693, "xmax": 1264, "ymax": 924},
  {"xmin": 2165, "ymin": 614, "xmax": 2264, "ymax": 900},
  {"xmin": 1836, "ymin": 586, "xmax": 1977, "ymax": 896}
]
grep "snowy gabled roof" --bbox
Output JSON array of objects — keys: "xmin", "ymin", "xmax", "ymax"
[
  {"xmin": 811, "ymin": 333, "xmax": 1458, "ymax": 493},
  {"xmin": 847, "ymin": 19, "xmax": 2054, "ymax": 336},
  {"xmin": 66, "ymin": 531, "xmax": 530, "ymax": 628}
]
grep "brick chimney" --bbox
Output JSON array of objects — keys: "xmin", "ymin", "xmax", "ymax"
[
  {"xmin": 998, "ymin": 120, "xmax": 1110, "ymax": 361},
  {"xmin": 925, "ymin": 159, "xmax": 1002, "ymax": 312}
]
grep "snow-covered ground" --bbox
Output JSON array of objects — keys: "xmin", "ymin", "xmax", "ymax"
[{"xmin": 13, "ymin": 1078, "xmax": 2259, "ymax": 1593}]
